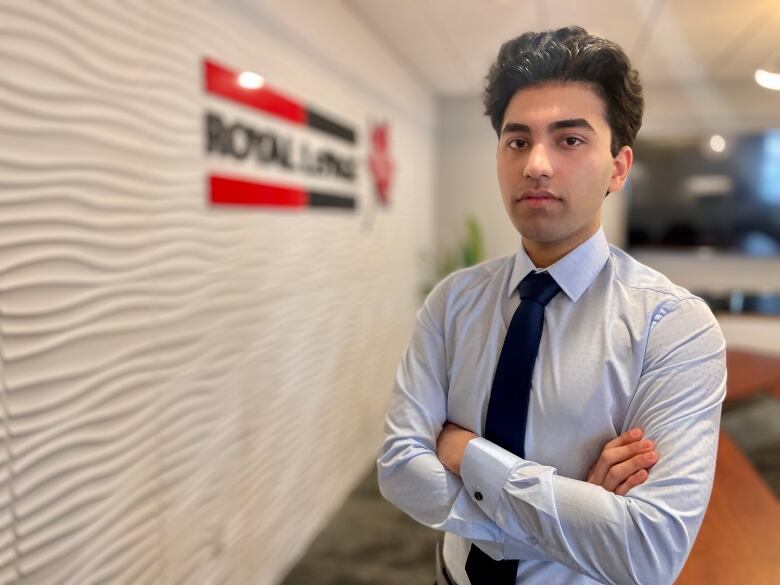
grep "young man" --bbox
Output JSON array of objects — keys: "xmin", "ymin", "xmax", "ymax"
[{"xmin": 377, "ymin": 27, "xmax": 726, "ymax": 585}]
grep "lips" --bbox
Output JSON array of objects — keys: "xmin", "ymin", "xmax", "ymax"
[
  {"xmin": 519, "ymin": 189, "xmax": 559, "ymax": 201},
  {"xmin": 515, "ymin": 189, "xmax": 561, "ymax": 209}
]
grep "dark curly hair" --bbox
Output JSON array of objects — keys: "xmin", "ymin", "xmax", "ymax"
[{"xmin": 483, "ymin": 26, "xmax": 644, "ymax": 157}]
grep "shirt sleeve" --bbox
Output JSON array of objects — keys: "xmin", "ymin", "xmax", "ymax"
[
  {"xmin": 460, "ymin": 297, "xmax": 727, "ymax": 585},
  {"xmin": 376, "ymin": 277, "xmax": 547, "ymax": 560}
]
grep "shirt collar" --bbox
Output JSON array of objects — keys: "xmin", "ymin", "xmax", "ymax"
[{"xmin": 507, "ymin": 227, "xmax": 611, "ymax": 303}]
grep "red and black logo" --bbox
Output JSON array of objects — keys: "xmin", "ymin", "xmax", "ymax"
[{"xmin": 204, "ymin": 58, "xmax": 365, "ymax": 211}]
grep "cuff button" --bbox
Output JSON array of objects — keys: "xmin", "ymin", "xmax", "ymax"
[{"xmin": 474, "ymin": 491, "xmax": 483, "ymax": 501}]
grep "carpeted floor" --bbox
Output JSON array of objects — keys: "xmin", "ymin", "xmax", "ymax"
[
  {"xmin": 280, "ymin": 469, "xmax": 440, "ymax": 585},
  {"xmin": 280, "ymin": 393, "xmax": 779, "ymax": 585}
]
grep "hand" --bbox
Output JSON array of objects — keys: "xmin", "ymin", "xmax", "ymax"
[
  {"xmin": 587, "ymin": 428, "xmax": 659, "ymax": 496},
  {"xmin": 436, "ymin": 422, "xmax": 477, "ymax": 476}
]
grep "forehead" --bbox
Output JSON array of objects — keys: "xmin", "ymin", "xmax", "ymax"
[{"xmin": 502, "ymin": 82, "xmax": 609, "ymax": 130}]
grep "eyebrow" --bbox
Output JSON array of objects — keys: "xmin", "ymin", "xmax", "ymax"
[{"xmin": 501, "ymin": 118, "xmax": 596, "ymax": 136}]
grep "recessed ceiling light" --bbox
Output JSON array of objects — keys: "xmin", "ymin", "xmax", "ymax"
[
  {"xmin": 238, "ymin": 71, "xmax": 265, "ymax": 90},
  {"xmin": 755, "ymin": 68, "xmax": 780, "ymax": 91},
  {"xmin": 709, "ymin": 134, "xmax": 726, "ymax": 153}
]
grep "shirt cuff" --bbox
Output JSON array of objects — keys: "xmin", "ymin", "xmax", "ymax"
[{"xmin": 460, "ymin": 437, "xmax": 519, "ymax": 519}]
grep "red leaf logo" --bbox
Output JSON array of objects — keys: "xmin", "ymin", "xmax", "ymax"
[{"xmin": 367, "ymin": 123, "xmax": 394, "ymax": 206}]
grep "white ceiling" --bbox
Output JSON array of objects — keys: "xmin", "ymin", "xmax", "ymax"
[{"xmin": 344, "ymin": 0, "xmax": 780, "ymax": 95}]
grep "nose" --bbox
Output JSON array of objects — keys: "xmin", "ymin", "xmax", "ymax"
[{"xmin": 523, "ymin": 143, "xmax": 553, "ymax": 180}]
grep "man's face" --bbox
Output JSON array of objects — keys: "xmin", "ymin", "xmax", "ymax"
[{"xmin": 496, "ymin": 82, "xmax": 632, "ymax": 257}]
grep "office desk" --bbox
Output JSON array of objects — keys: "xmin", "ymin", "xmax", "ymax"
[
  {"xmin": 675, "ymin": 432, "xmax": 780, "ymax": 584},
  {"xmin": 725, "ymin": 348, "xmax": 780, "ymax": 402}
]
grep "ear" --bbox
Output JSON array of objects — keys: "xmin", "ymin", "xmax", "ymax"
[{"xmin": 608, "ymin": 145, "xmax": 633, "ymax": 193}]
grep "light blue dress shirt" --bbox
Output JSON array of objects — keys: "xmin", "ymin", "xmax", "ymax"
[{"xmin": 377, "ymin": 227, "xmax": 727, "ymax": 585}]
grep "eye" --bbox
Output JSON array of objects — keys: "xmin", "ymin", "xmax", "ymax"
[
  {"xmin": 561, "ymin": 136, "xmax": 585, "ymax": 147},
  {"xmin": 508, "ymin": 138, "xmax": 528, "ymax": 150}
]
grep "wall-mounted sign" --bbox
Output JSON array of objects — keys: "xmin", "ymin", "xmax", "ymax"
[{"xmin": 203, "ymin": 58, "xmax": 394, "ymax": 212}]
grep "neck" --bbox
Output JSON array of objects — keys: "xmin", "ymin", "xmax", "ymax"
[{"xmin": 523, "ymin": 225, "xmax": 601, "ymax": 268}]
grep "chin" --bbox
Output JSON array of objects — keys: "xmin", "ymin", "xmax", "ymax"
[
  {"xmin": 514, "ymin": 222, "xmax": 564, "ymax": 243},
  {"xmin": 523, "ymin": 234, "xmax": 568, "ymax": 245}
]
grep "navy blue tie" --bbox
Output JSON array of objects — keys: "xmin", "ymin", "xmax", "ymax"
[{"xmin": 465, "ymin": 270, "xmax": 561, "ymax": 585}]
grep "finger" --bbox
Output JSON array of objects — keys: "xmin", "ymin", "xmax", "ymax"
[
  {"xmin": 588, "ymin": 440, "xmax": 654, "ymax": 485},
  {"xmin": 615, "ymin": 469, "xmax": 649, "ymax": 496},
  {"xmin": 603, "ymin": 450, "xmax": 658, "ymax": 492},
  {"xmin": 589, "ymin": 438, "xmax": 643, "ymax": 484},
  {"xmin": 602, "ymin": 428, "xmax": 644, "ymax": 450}
]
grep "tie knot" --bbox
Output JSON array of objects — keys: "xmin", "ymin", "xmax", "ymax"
[{"xmin": 518, "ymin": 271, "xmax": 560, "ymax": 306}]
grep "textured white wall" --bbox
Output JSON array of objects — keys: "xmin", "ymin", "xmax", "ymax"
[{"xmin": 0, "ymin": 2, "xmax": 435, "ymax": 584}]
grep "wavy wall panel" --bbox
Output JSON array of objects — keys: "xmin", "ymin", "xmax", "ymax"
[{"xmin": 0, "ymin": 2, "xmax": 434, "ymax": 584}]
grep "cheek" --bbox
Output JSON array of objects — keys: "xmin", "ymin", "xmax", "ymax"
[
  {"xmin": 496, "ymin": 157, "xmax": 515, "ymax": 193},
  {"xmin": 571, "ymin": 161, "xmax": 613, "ymax": 199},
  {"xmin": 498, "ymin": 152, "xmax": 529, "ymax": 178}
]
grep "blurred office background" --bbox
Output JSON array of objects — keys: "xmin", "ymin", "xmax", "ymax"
[{"xmin": 0, "ymin": 1, "xmax": 777, "ymax": 584}]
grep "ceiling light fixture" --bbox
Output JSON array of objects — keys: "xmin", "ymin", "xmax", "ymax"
[
  {"xmin": 755, "ymin": 68, "xmax": 780, "ymax": 91},
  {"xmin": 709, "ymin": 134, "xmax": 726, "ymax": 153}
]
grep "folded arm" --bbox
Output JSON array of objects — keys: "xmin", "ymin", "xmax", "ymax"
[
  {"xmin": 376, "ymin": 285, "xmax": 507, "ymax": 544},
  {"xmin": 457, "ymin": 298, "xmax": 726, "ymax": 585},
  {"xmin": 377, "ymin": 280, "xmax": 667, "ymax": 565}
]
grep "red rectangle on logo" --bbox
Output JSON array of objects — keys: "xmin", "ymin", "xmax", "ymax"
[
  {"xmin": 209, "ymin": 175, "xmax": 308, "ymax": 208},
  {"xmin": 204, "ymin": 59, "xmax": 307, "ymax": 125}
]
